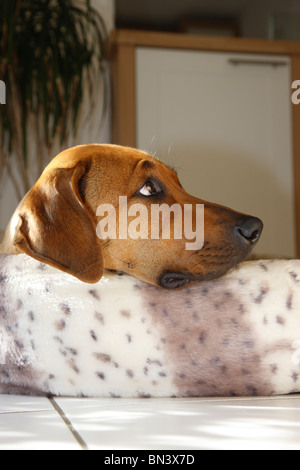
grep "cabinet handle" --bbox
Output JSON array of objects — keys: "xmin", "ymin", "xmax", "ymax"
[{"xmin": 228, "ymin": 58, "xmax": 288, "ymax": 67}]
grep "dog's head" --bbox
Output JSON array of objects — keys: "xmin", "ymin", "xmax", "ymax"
[{"xmin": 4, "ymin": 144, "xmax": 263, "ymax": 288}]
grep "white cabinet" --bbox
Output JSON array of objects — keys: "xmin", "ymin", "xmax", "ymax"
[{"xmin": 136, "ymin": 48, "xmax": 296, "ymax": 258}]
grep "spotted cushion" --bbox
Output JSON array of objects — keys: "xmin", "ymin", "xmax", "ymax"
[{"xmin": 0, "ymin": 254, "xmax": 300, "ymax": 397}]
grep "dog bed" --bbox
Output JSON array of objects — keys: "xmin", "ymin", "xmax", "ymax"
[{"xmin": 0, "ymin": 253, "xmax": 300, "ymax": 397}]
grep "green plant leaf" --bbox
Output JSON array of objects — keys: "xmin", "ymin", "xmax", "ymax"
[{"xmin": 0, "ymin": 0, "xmax": 108, "ymax": 195}]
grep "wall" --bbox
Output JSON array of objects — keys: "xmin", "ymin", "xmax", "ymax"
[
  {"xmin": 116, "ymin": 0, "xmax": 300, "ymax": 38},
  {"xmin": 241, "ymin": 0, "xmax": 300, "ymax": 38},
  {"xmin": 116, "ymin": 0, "xmax": 248, "ymax": 30}
]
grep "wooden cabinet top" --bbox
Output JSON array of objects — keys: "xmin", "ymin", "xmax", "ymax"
[{"xmin": 112, "ymin": 29, "xmax": 300, "ymax": 56}]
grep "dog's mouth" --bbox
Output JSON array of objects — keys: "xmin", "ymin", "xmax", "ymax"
[{"xmin": 159, "ymin": 272, "xmax": 199, "ymax": 289}]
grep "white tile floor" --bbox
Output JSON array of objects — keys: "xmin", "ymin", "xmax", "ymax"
[{"xmin": 0, "ymin": 395, "xmax": 300, "ymax": 450}]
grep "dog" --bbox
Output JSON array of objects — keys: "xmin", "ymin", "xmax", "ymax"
[
  {"xmin": 1, "ymin": 145, "xmax": 300, "ymax": 399},
  {"xmin": 0, "ymin": 144, "xmax": 263, "ymax": 288}
]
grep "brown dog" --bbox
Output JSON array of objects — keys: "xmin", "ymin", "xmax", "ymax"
[{"xmin": 0, "ymin": 144, "xmax": 263, "ymax": 288}]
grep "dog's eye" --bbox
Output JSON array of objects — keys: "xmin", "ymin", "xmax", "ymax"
[{"xmin": 139, "ymin": 180, "xmax": 162, "ymax": 197}]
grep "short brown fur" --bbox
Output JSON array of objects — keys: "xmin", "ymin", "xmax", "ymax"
[{"xmin": 0, "ymin": 144, "xmax": 260, "ymax": 287}]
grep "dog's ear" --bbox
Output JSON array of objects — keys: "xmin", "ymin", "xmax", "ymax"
[{"xmin": 13, "ymin": 160, "xmax": 103, "ymax": 283}]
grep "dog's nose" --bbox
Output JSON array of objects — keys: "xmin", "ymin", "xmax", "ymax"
[{"xmin": 235, "ymin": 216, "xmax": 263, "ymax": 245}]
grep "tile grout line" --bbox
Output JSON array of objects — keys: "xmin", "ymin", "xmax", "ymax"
[
  {"xmin": 0, "ymin": 409, "xmax": 53, "ymax": 415},
  {"xmin": 48, "ymin": 397, "xmax": 89, "ymax": 450}
]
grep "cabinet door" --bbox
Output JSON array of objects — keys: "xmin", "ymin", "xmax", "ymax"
[{"xmin": 136, "ymin": 48, "xmax": 296, "ymax": 258}]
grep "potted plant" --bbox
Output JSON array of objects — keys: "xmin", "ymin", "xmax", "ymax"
[{"xmin": 0, "ymin": 0, "xmax": 108, "ymax": 201}]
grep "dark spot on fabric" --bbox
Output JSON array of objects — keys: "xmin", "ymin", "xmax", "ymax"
[
  {"xmin": 238, "ymin": 304, "xmax": 246, "ymax": 315},
  {"xmin": 59, "ymin": 347, "xmax": 66, "ymax": 357},
  {"xmin": 67, "ymin": 347, "xmax": 78, "ymax": 356},
  {"xmin": 270, "ymin": 364, "xmax": 278, "ymax": 374},
  {"xmin": 0, "ymin": 370, "xmax": 10, "ymax": 379},
  {"xmin": 199, "ymin": 331, "xmax": 207, "ymax": 344},
  {"xmin": 289, "ymin": 271, "xmax": 300, "ymax": 284},
  {"xmin": 121, "ymin": 310, "xmax": 131, "ymax": 318},
  {"xmin": 54, "ymin": 335, "xmax": 63, "ymax": 345},
  {"xmin": 94, "ymin": 312, "xmax": 104, "ymax": 325},
  {"xmin": 224, "ymin": 291, "xmax": 233, "ymax": 299},
  {"xmin": 44, "ymin": 283, "xmax": 53, "ymax": 293},
  {"xmin": 28, "ymin": 311, "xmax": 35, "ymax": 322},
  {"xmin": 67, "ymin": 360, "xmax": 80, "ymax": 374},
  {"xmin": 197, "ymin": 379, "xmax": 206, "ymax": 386},
  {"xmin": 211, "ymin": 356, "xmax": 221, "ymax": 366},
  {"xmin": 90, "ymin": 330, "xmax": 97, "ymax": 341},
  {"xmin": 138, "ymin": 393, "xmax": 152, "ymax": 398},
  {"xmin": 252, "ymin": 285, "xmax": 269, "ymax": 304},
  {"xmin": 230, "ymin": 318, "xmax": 239, "ymax": 327},
  {"xmin": 14, "ymin": 340, "xmax": 24, "ymax": 350},
  {"xmin": 259, "ymin": 263, "xmax": 268, "ymax": 272},
  {"xmin": 192, "ymin": 312, "xmax": 200, "ymax": 321},
  {"xmin": 286, "ymin": 292, "xmax": 293, "ymax": 310},
  {"xmin": 276, "ymin": 316, "xmax": 286, "ymax": 326},
  {"xmin": 55, "ymin": 319, "xmax": 66, "ymax": 331},
  {"xmin": 0, "ymin": 274, "xmax": 7, "ymax": 284},
  {"xmin": 93, "ymin": 353, "xmax": 111, "ymax": 363},
  {"xmin": 89, "ymin": 289, "xmax": 100, "ymax": 301},
  {"xmin": 96, "ymin": 372, "xmax": 105, "ymax": 380},
  {"xmin": 38, "ymin": 263, "xmax": 47, "ymax": 271},
  {"xmin": 246, "ymin": 385, "xmax": 258, "ymax": 396},
  {"xmin": 147, "ymin": 358, "xmax": 163, "ymax": 367},
  {"xmin": 0, "ymin": 306, "xmax": 7, "ymax": 317},
  {"xmin": 126, "ymin": 369, "xmax": 134, "ymax": 378},
  {"xmin": 60, "ymin": 302, "xmax": 71, "ymax": 316},
  {"xmin": 291, "ymin": 372, "xmax": 299, "ymax": 383},
  {"xmin": 126, "ymin": 334, "xmax": 132, "ymax": 343}
]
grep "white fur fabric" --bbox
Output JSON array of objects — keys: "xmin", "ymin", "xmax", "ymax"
[{"xmin": 0, "ymin": 254, "xmax": 300, "ymax": 397}]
